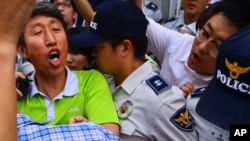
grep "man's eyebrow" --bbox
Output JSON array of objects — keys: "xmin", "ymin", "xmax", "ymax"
[
  {"xmin": 206, "ymin": 21, "xmax": 224, "ymax": 43},
  {"xmin": 207, "ymin": 22, "xmax": 213, "ymax": 33},
  {"xmin": 27, "ymin": 19, "xmax": 62, "ymax": 29},
  {"xmin": 54, "ymin": 0, "xmax": 71, "ymax": 3},
  {"xmin": 27, "ymin": 23, "xmax": 42, "ymax": 29},
  {"xmin": 50, "ymin": 19, "xmax": 61, "ymax": 25},
  {"xmin": 65, "ymin": 0, "xmax": 72, "ymax": 3}
]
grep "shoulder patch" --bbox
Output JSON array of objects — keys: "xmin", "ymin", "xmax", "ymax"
[
  {"xmin": 170, "ymin": 106, "xmax": 194, "ymax": 132},
  {"xmin": 146, "ymin": 75, "xmax": 171, "ymax": 95},
  {"xmin": 191, "ymin": 87, "xmax": 206, "ymax": 98},
  {"xmin": 145, "ymin": 2, "xmax": 159, "ymax": 12}
]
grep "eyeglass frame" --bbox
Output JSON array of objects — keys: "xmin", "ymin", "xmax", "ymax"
[
  {"xmin": 196, "ymin": 26, "xmax": 221, "ymax": 57},
  {"xmin": 53, "ymin": 1, "xmax": 72, "ymax": 8}
]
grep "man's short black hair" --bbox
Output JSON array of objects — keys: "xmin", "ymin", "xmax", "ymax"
[{"xmin": 18, "ymin": 2, "xmax": 67, "ymax": 47}]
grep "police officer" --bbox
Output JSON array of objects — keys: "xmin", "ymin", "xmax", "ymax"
[
  {"xmin": 70, "ymin": 1, "xmax": 197, "ymax": 140},
  {"xmin": 163, "ymin": 0, "xmax": 210, "ymax": 35}
]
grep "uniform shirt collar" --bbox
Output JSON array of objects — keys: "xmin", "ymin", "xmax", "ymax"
[
  {"xmin": 175, "ymin": 12, "xmax": 185, "ymax": 28},
  {"xmin": 119, "ymin": 60, "xmax": 153, "ymax": 94},
  {"xmin": 175, "ymin": 12, "xmax": 196, "ymax": 35},
  {"xmin": 29, "ymin": 67, "xmax": 79, "ymax": 99}
]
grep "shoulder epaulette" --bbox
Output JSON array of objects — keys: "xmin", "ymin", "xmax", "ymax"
[
  {"xmin": 146, "ymin": 75, "xmax": 171, "ymax": 95},
  {"xmin": 191, "ymin": 87, "xmax": 206, "ymax": 98},
  {"xmin": 164, "ymin": 16, "xmax": 178, "ymax": 24},
  {"xmin": 145, "ymin": 2, "xmax": 159, "ymax": 12}
]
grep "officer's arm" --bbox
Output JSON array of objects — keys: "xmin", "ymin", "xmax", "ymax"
[{"xmin": 73, "ymin": 0, "xmax": 95, "ymax": 27}]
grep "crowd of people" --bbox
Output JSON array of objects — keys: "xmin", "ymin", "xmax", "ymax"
[{"xmin": 1, "ymin": 0, "xmax": 250, "ymax": 141}]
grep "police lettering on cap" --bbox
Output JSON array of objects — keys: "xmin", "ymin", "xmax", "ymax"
[
  {"xmin": 196, "ymin": 25, "xmax": 250, "ymax": 130},
  {"xmin": 69, "ymin": 0, "xmax": 149, "ymax": 49}
]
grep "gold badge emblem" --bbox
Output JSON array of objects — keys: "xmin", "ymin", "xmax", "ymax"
[
  {"xmin": 170, "ymin": 106, "xmax": 194, "ymax": 131},
  {"xmin": 174, "ymin": 109, "xmax": 190, "ymax": 125},
  {"xmin": 225, "ymin": 58, "xmax": 250, "ymax": 79}
]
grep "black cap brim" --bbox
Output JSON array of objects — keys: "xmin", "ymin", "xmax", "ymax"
[
  {"xmin": 196, "ymin": 76, "xmax": 250, "ymax": 130},
  {"xmin": 69, "ymin": 30, "xmax": 109, "ymax": 49}
]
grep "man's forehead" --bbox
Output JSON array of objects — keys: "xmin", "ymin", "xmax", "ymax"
[{"xmin": 27, "ymin": 16, "xmax": 62, "ymax": 27}]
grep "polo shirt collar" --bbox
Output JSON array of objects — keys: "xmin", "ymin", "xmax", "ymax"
[{"xmin": 29, "ymin": 67, "xmax": 79, "ymax": 99}]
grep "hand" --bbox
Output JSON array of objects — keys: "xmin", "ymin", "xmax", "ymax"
[
  {"xmin": 68, "ymin": 116, "xmax": 88, "ymax": 124},
  {"xmin": 0, "ymin": 0, "xmax": 35, "ymax": 44},
  {"xmin": 180, "ymin": 82, "xmax": 194, "ymax": 99},
  {"xmin": 15, "ymin": 72, "xmax": 26, "ymax": 100}
]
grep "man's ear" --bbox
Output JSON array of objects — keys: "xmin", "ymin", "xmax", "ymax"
[
  {"xmin": 17, "ymin": 45, "xmax": 29, "ymax": 60},
  {"xmin": 120, "ymin": 39, "xmax": 132, "ymax": 55}
]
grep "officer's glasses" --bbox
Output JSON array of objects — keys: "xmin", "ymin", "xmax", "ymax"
[
  {"xmin": 196, "ymin": 27, "xmax": 220, "ymax": 58},
  {"xmin": 53, "ymin": 2, "xmax": 72, "ymax": 8}
]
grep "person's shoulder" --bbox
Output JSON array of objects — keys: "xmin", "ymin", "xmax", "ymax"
[
  {"xmin": 145, "ymin": 75, "xmax": 180, "ymax": 96},
  {"xmin": 73, "ymin": 69, "xmax": 103, "ymax": 77},
  {"xmin": 146, "ymin": 74, "xmax": 172, "ymax": 95},
  {"xmin": 145, "ymin": 75, "xmax": 196, "ymax": 134},
  {"xmin": 144, "ymin": 73, "xmax": 187, "ymax": 104},
  {"xmin": 163, "ymin": 12, "xmax": 184, "ymax": 29},
  {"xmin": 73, "ymin": 69, "xmax": 108, "ymax": 86},
  {"xmin": 163, "ymin": 17, "xmax": 179, "ymax": 25},
  {"xmin": 143, "ymin": 0, "xmax": 163, "ymax": 23}
]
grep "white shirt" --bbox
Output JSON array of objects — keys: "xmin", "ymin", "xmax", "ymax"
[
  {"xmin": 108, "ymin": 61, "xmax": 198, "ymax": 141},
  {"xmin": 147, "ymin": 18, "xmax": 212, "ymax": 89}
]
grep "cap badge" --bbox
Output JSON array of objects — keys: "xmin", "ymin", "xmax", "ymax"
[
  {"xmin": 117, "ymin": 100, "xmax": 133, "ymax": 119},
  {"xmin": 226, "ymin": 58, "xmax": 250, "ymax": 79}
]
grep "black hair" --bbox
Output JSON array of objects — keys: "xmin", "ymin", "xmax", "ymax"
[
  {"xmin": 107, "ymin": 36, "xmax": 148, "ymax": 60},
  {"xmin": 196, "ymin": 0, "xmax": 250, "ymax": 30},
  {"xmin": 67, "ymin": 27, "xmax": 94, "ymax": 68},
  {"xmin": 196, "ymin": 2, "xmax": 220, "ymax": 29},
  {"xmin": 18, "ymin": 2, "xmax": 67, "ymax": 47}
]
